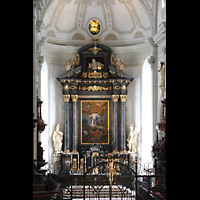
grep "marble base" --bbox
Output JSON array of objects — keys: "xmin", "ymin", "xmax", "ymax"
[
  {"xmin": 128, "ymin": 152, "xmax": 138, "ymax": 162},
  {"xmin": 112, "ymin": 150, "xmax": 119, "ymax": 154},
  {"xmin": 71, "ymin": 150, "xmax": 79, "ymax": 154},
  {"xmin": 63, "ymin": 150, "xmax": 71, "ymax": 154},
  {"xmin": 120, "ymin": 149, "xmax": 128, "ymax": 154},
  {"xmin": 53, "ymin": 153, "xmax": 62, "ymax": 175}
]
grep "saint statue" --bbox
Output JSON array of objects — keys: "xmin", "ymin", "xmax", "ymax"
[
  {"xmin": 127, "ymin": 124, "xmax": 139, "ymax": 153},
  {"xmin": 158, "ymin": 61, "xmax": 165, "ymax": 88},
  {"xmin": 88, "ymin": 59, "xmax": 104, "ymax": 70},
  {"xmin": 53, "ymin": 124, "xmax": 63, "ymax": 153},
  {"xmin": 87, "ymin": 111, "xmax": 101, "ymax": 126}
]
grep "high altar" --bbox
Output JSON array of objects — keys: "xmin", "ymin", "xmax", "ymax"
[{"xmin": 55, "ymin": 39, "xmax": 133, "ymax": 174}]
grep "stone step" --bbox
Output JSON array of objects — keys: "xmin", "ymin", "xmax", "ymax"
[{"xmin": 62, "ymin": 185, "xmax": 135, "ymax": 198}]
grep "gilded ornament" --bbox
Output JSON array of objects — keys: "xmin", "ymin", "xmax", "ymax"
[
  {"xmin": 87, "ymin": 47, "xmax": 103, "ymax": 55},
  {"xmin": 121, "ymin": 85, "xmax": 126, "ymax": 90},
  {"xmin": 82, "ymin": 72, "xmax": 87, "ymax": 78},
  {"xmin": 65, "ymin": 60, "xmax": 71, "ymax": 71},
  {"xmin": 112, "ymin": 95, "xmax": 119, "ymax": 102},
  {"xmin": 69, "ymin": 86, "xmax": 77, "ymax": 90},
  {"xmin": 113, "ymin": 86, "xmax": 121, "ymax": 90},
  {"xmin": 103, "ymin": 72, "xmax": 108, "ymax": 78},
  {"xmin": 88, "ymin": 71, "xmax": 102, "ymax": 79},
  {"xmin": 63, "ymin": 95, "xmax": 70, "ymax": 102},
  {"xmin": 120, "ymin": 95, "xmax": 127, "ymax": 102},
  {"xmin": 64, "ymin": 85, "xmax": 69, "ymax": 90},
  {"xmin": 71, "ymin": 95, "xmax": 78, "ymax": 102},
  {"xmin": 79, "ymin": 85, "xmax": 112, "ymax": 91},
  {"xmin": 119, "ymin": 59, "xmax": 125, "ymax": 71}
]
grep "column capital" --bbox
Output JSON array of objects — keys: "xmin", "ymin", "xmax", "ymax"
[
  {"xmin": 120, "ymin": 95, "xmax": 127, "ymax": 102},
  {"xmin": 63, "ymin": 95, "xmax": 70, "ymax": 102},
  {"xmin": 112, "ymin": 95, "xmax": 119, "ymax": 102},
  {"xmin": 147, "ymin": 56, "xmax": 155, "ymax": 70},
  {"xmin": 71, "ymin": 95, "xmax": 78, "ymax": 102}
]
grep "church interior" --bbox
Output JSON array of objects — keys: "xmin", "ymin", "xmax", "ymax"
[{"xmin": 33, "ymin": 0, "xmax": 166, "ymax": 199}]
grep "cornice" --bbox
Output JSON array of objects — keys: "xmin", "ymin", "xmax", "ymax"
[{"xmin": 152, "ymin": 21, "xmax": 166, "ymax": 45}]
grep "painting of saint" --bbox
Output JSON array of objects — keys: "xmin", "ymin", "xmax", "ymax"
[{"xmin": 81, "ymin": 100, "xmax": 109, "ymax": 144}]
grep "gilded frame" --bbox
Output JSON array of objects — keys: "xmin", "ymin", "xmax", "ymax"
[{"xmin": 80, "ymin": 100, "xmax": 109, "ymax": 145}]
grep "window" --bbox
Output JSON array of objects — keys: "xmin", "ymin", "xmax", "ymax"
[
  {"xmin": 162, "ymin": 0, "xmax": 165, "ymax": 9},
  {"xmin": 89, "ymin": 20, "xmax": 100, "ymax": 35},
  {"xmin": 40, "ymin": 59, "xmax": 49, "ymax": 163},
  {"xmin": 141, "ymin": 57, "xmax": 153, "ymax": 166}
]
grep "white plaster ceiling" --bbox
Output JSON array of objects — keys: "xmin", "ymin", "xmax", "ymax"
[
  {"xmin": 41, "ymin": 0, "xmax": 153, "ymax": 46},
  {"xmin": 40, "ymin": 0, "xmax": 155, "ymax": 67}
]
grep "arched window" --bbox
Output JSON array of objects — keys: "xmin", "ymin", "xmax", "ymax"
[
  {"xmin": 40, "ymin": 59, "xmax": 49, "ymax": 163},
  {"xmin": 162, "ymin": 0, "xmax": 165, "ymax": 9},
  {"xmin": 141, "ymin": 57, "xmax": 153, "ymax": 166}
]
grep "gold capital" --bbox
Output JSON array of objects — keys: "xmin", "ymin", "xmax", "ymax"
[
  {"xmin": 63, "ymin": 95, "xmax": 70, "ymax": 102},
  {"xmin": 112, "ymin": 95, "xmax": 119, "ymax": 102},
  {"xmin": 120, "ymin": 95, "xmax": 127, "ymax": 102},
  {"xmin": 71, "ymin": 95, "xmax": 78, "ymax": 102}
]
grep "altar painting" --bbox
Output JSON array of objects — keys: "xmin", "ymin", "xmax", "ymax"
[{"xmin": 81, "ymin": 100, "xmax": 109, "ymax": 144}]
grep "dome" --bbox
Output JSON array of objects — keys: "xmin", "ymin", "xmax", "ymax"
[{"xmin": 41, "ymin": 0, "xmax": 153, "ymax": 46}]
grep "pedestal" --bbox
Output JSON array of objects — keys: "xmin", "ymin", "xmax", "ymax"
[
  {"xmin": 128, "ymin": 152, "xmax": 138, "ymax": 171},
  {"xmin": 53, "ymin": 153, "xmax": 62, "ymax": 175}
]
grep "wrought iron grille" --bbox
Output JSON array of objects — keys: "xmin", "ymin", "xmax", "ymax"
[{"xmin": 52, "ymin": 155, "xmax": 166, "ymax": 200}]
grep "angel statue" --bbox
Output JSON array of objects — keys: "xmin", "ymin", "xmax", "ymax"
[
  {"xmin": 127, "ymin": 124, "xmax": 139, "ymax": 153},
  {"xmin": 53, "ymin": 124, "xmax": 63, "ymax": 153}
]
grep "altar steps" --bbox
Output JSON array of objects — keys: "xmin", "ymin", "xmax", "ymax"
[{"xmin": 62, "ymin": 185, "xmax": 135, "ymax": 199}]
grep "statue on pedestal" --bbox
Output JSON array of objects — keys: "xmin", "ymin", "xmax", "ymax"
[
  {"xmin": 158, "ymin": 61, "xmax": 165, "ymax": 88},
  {"xmin": 127, "ymin": 124, "xmax": 139, "ymax": 153},
  {"xmin": 53, "ymin": 124, "xmax": 63, "ymax": 153}
]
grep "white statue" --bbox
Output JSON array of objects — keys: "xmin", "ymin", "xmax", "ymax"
[
  {"xmin": 88, "ymin": 59, "xmax": 104, "ymax": 70},
  {"xmin": 127, "ymin": 124, "xmax": 139, "ymax": 153},
  {"xmin": 158, "ymin": 62, "xmax": 165, "ymax": 88},
  {"xmin": 53, "ymin": 124, "xmax": 63, "ymax": 153}
]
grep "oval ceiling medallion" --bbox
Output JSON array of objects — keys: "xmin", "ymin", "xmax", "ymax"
[{"xmin": 89, "ymin": 19, "xmax": 100, "ymax": 36}]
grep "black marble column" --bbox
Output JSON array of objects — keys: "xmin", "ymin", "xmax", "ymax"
[
  {"xmin": 71, "ymin": 95, "xmax": 78, "ymax": 153},
  {"xmin": 120, "ymin": 95, "xmax": 127, "ymax": 153},
  {"xmin": 112, "ymin": 95, "xmax": 119, "ymax": 153},
  {"xmin": 63, "ymin": 95, "xmax": 70, "ymax": 153}
]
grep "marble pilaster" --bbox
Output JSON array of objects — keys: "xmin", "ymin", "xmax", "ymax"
[
  {"xmin": 112, "ymin": 95, "xmax": 119, "ymax": 153},
  {"xmin": 63, "ymin": 95, "xmax": 70, "ymax": 153},
  {"xmin": 71, "ymin": 95, "xmax": 78, "ymax": 153},
  {"xmin": 120, "ymin": 95, "xmax": 127, "ymax": 153}
]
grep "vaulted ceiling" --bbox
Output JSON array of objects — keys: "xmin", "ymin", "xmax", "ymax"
[
  {"xmin": 40, "ymin": 0, "xmax": 158, "ymax": 66},
  {"xmin": 41, "ymin": 0, "xmax": 155, "ymax": 46}
]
